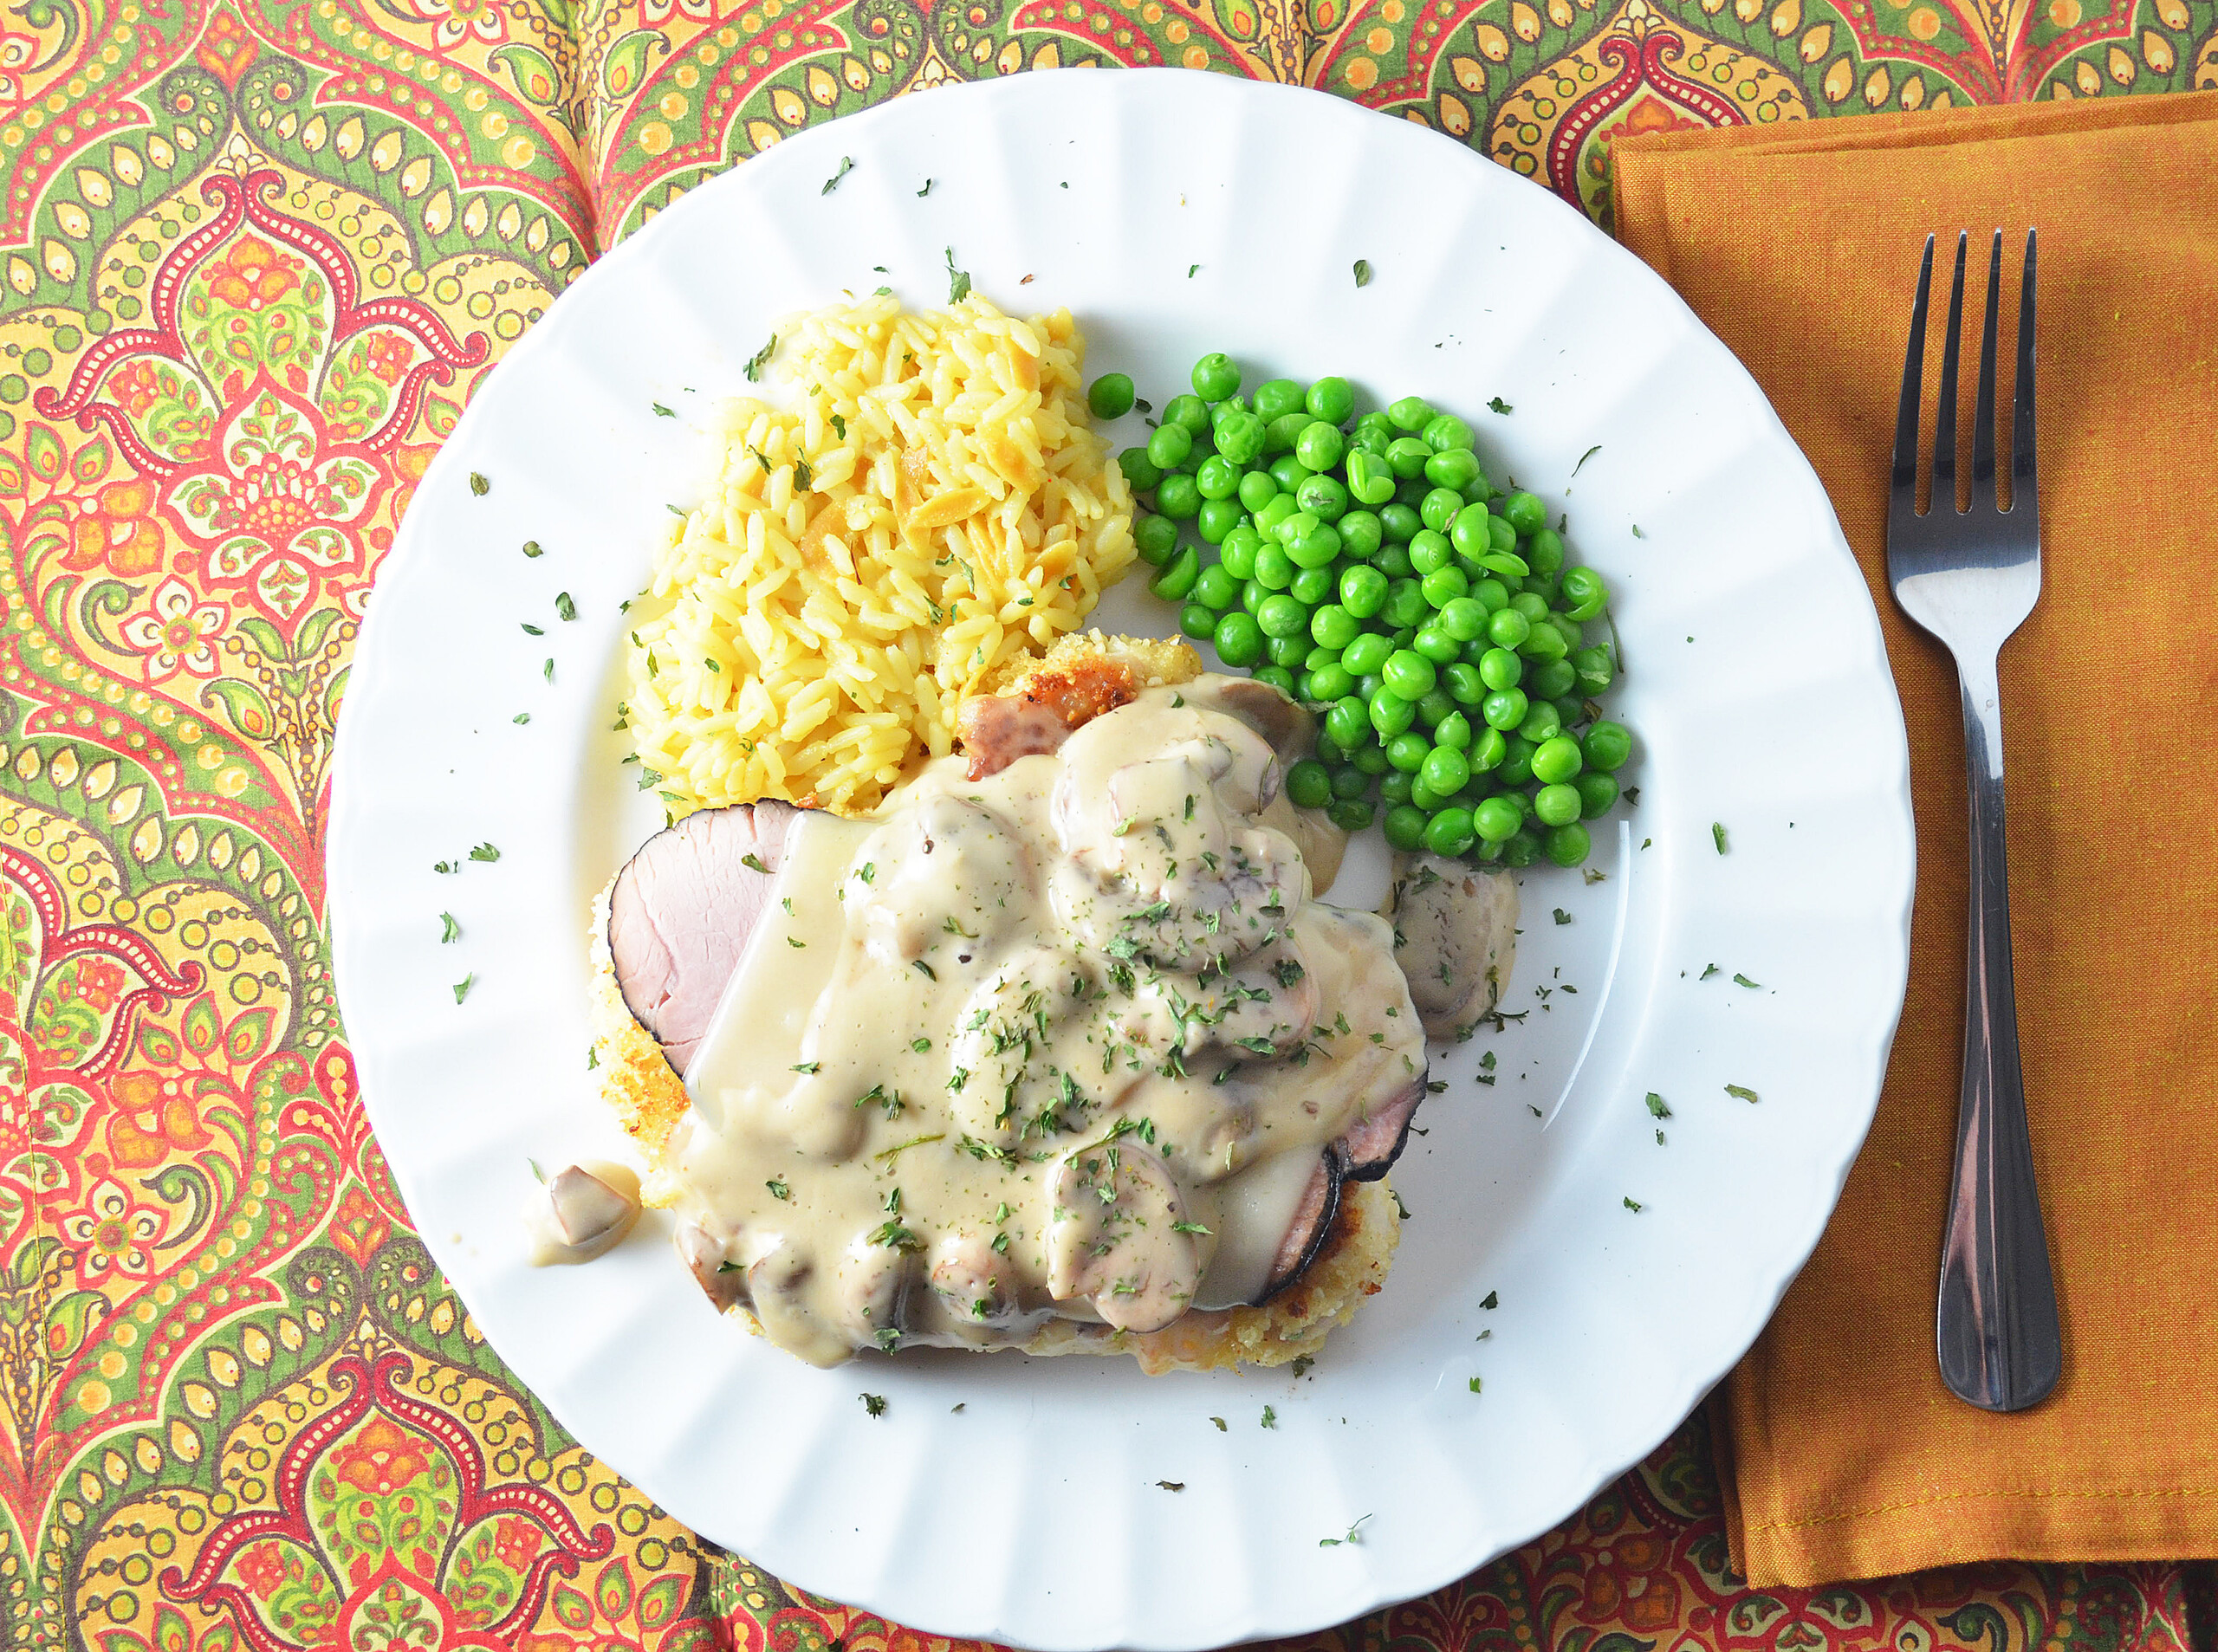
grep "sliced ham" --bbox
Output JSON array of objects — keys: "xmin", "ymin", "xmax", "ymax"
[{"xmin": 607, "ymin": 800, "xmax": 794, "ymax": 1072}]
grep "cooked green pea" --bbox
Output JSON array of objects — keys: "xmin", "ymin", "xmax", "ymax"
[
  {"xmin": 1519, "ymin": 701, "xmax": 1561, "ymax": 744},
  {"xmin": 1157, "ymin": 472, "xmax": 1201, "ymax": 520},
  {"xmin": 1471, "ymin": 576, "xmax": 1510, "ymax": 612},
  {"xmin": 1383, "ymin": 804, "xmax": 1428, "ymax": 852},
  {"xmin": 1254, "ymin": 378, "xmax": 1307, "ymax": 421},
  {"xmin": 1527, "ymin": 658, "xmax": 1576, "ymax": 702},
  {"xmin": 1553, "ymin": 696, "xmax": 1586, "ymax": 729},
  {"xmin": 1433, "ymin": 709, "xmax": 1474, "ymax": 752},
  {"xmin": 1330, "ymin": 759, "xmax": 1372, "ymax": 799},
  {"xmin": 1255, "ymin": 494, "xmax": 1299, "ymax": 537},
  {"xmin": 1411, "ymin": 775, "xmax": 1449, "ymax": 812},
  {"xmin": 1383, "ymin": 580, "xmax": 1429, "ymax": 632},
  {"xmin": 1545, "ymin": 822, "xmax": 1592, "ymax": 867},
  {"xmin": 1517, "ymin": 620, "xmax": 1567, "ymax": 664},
  {"xmin": 1310, "ymin": 603, "xmax": 1359, "ymax": 651},
  {"xmin": 1493, "ymin": 826, "xmax": 1536, "ymax": 868},
  {"xmin": 1581, "ymin": 721, "xmax": 1632, "ymax": 772},
  {"xmin": 1219, "ymin": 525, "xmax": 1262, "ymax": 580},
  {"xmin": 1417, "ymin": 806, "xmax": 1473, "ymax": 856},
  {"xmin": 1120, "ymin": 447, "xmax": 1163, "ymax": 492},
  {"xmin": 1384, "ymin": 773, "xmax": 1421, "ymax": 809},
  {"xmin": 1190, "ymin": 562, "xmax": 1238, "ymax": 612},
  {"xmin": 1468, "ymin": 727, "xmax": 1507, "ymax": 773},
  {"xmin": 1385, "ymin": 730, "xmax": 1430, "ymax": 773},
  {"xmin": 1488, "ymin": 514, "xmax": 1519, "ymax": 554},
  {"xmin": 1170, "ymin": 603, "xmax": 1212, "ymax": 641},
  {"xmin": 1378, "ymin": 502, "xmax": 1422, "ymax": 543},
  {"xmin": 1415, "ymin": 688, "xmax": 1456, "ymax": 729},
  {"xmin": 1387, "ymin": 395, "xmax": 1433, "ymax": 431},
  {"xmin": 1474, "ymin": 796, "xmax": 1521, "ymax": 842},
  {"xmin": 1420, "ymin": 745, "xmax": 1470, "ymax": 796},
  {"xmin": 1253, "ymin": 542, "xmax": 1294, "ymax": 590},
  {"xmin": 1449, "ymin": 502, "xmax": 1491, "ymax": 557},
  {"xmin": 1526, "ymin": 527, "xmax": 1565, "ymax": 574},
  {"xmin": 1303, "ymin": 376, "xmax": 1354, "ymax": 425},
  {"xmin": 1487, "ymin": 607, "xmax": 1532, "ymax": 650},
  {"xmin": 1385, "ymin": 436, "xmax": 1433, "ymax": 479},
  {"xmin": 1147, "ymin": 423, "xmax": 1193, "ymax": 470},
  {"xmin": 1381, "ymin": 649, "xmax": 1437, "ymax": 702},
  {"xmin": 1482, "ymin": 687, "xmax": 1528, "ymax": 731},
  {"xmin": 1419, "ymin": 488, "xmax": 1463, "ymax": 532},
  {"xmin": 1351, "ymin": 744, "xmax": 1391, "ymax": 776},
  {"xmin": 1164, "ymin": 393, "xmax": 1210, "ymax": 435},
  {"xmin": 1372, "ymin": 543, "xmax": 1415, "ymax": 579},
  {"xmin": 1326, "ymin": 796, "xmax": 1375, "ymax": 832},
  {"xmin": 1346, "ymin": 449, "xmax": 1397, "ymax": 505},
  {"xmin": 1197, "ymin": 496, "xmax": 1243, "ymax": 543},
  {"xmin": 1216, "ymin": 409, "xmax": 1268, "ymax": 466},
  {"xmin": 1342, "ymin": 631, "xmax": 1394, "ymax": 674},
  {"xmin": 1267, "ymin": 635, "xmax": 1308, "ymax": 671},
  {"xmin": 1290, "ymin": 564, "xmax": 1335, "ymax": 606},
  {"xmin": 1530, "ymin": 734, "xmax": 1583, "ymax": 785},
  {"xmin": 1424, "ymin": 449, "xmax": 1481, "ymax": 492},
  {"xmin": 1257, "ymin": 593, "xmax": 1307, "ymax": 640},
  {"xmin": 1522, "ymin": 570, "xmax": 1561, "ymax": 606},
  {"xmin": 1286, "ymin": 522, "xmax": 1342, "ymax": 570},
  {"xmin": 1437, "ymin": 596, "xmax": 1488, "ymax": 643},
  {"xmin": 1242, "ymin": 578, "xmax": 1267, "ymax": 614},
  {"xmin": 1295, "ymin": 421, "xmax": 1345, "ymax": 474},
  {"xmin": 1307, "ymin": 662, "xmax": 1354, "ymax": 703},
  {"xmin": 1407, "ymin": 530, "xmax": 1451, "ymax": 577},
  {"xmin": 1150, "ymin": 544, "xmax": 1199, "ymax": 601},
  {"xmin": 1575, "ymin": 771, "xmax": 1618, "ymax": 820},
  {"xmin": 1237, "ymin": 470, "xmax": 1278, "ymax": 514},
  {"xmin": 1295, "ymin": 474, "xmax": 1349, "ymax": 522},
  {"xmin": 1495, "ymin": 735, "xmax": 1536, "ymax": 787},
  {"xmin": 1369, "ymin": 690, "xmax": 1417, "ymax": 738},
  {"xmin": 1337, "ymin": 509, "xmax": 1383, "ymax": 560},
  {"xmin": 1196, "ymin": 454, "xmax": 1241, "ymax": 500},
  {"xmin": 1560, "ymin": 567, "xmax": 1608, "ymax": 621},
  {"xmin": 1478, "ymin": 647, "xmax": 1526, "ymax": 693},
  {"xmin": 1572, "ymin": 645, "xmax": 1616, "ymax": 696},
  {"xmin": 1266, "ymin": 412, "xmax": 1311, "ymax": 457},
  {"xmin": 1191, "ymin": 353, "xmax": 1241, "ymax": 401},
  {"xmin": 1265, "ymin": 756, "xmax": 1324, "ymax": 812},
  {"xmin": 1133, "ymin": 513, "xmax": 1178, "ymax": 567},
  {"xmin": 1322, "ymin": 698, "xmax": 1368, "ymax": 752},
  {"xmin": 1213, "ymin": 609, "xmax": 1264, "ymax": 666},
  {"xmin": 1549, "ymin": 612, "xmax": 1584, "ymax": 650},
  {"xmin": 1253, "ymin": 664, "xmax": 1297, "ymax": 696},
  {"xmin": 1267, "ymin": 450, "xmax": 1313, "ymax": 490},
  {"xmin": 1500, "ymin": 489, "xmax": 1547, "ymax": 536},
  {"xmin": 1422, "ymin": 412, "xmax": 1475, "ymax": 452},
  {"xmin": 1419, "ymin": 566, "xmax": 1469, "ymax": 609},
  {"xmin": 1443, "ymin": 661, "xmax": 1487, "ymax": 706},
  {"xmin": 1411, "ymin": 625, "xmax": 1460, "ymax": 665},
  {"xmin": 1508, "ymin": 592, "xmax": 1548, "ymax": 622},
  {"xmin": 1089, "ymin": 373, "xmax": 1137, "ymax": 419},
  {"xmin": 1339, "ymin": 566, "xmax": 1389, "ymax": 621}
]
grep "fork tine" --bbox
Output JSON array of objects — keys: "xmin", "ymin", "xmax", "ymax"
[
  {"xmin": 2011, "ymin": 228, "xmax": 2038, "ymax": 515},
  {"xmin": 1972, "ymin": 230, "xmax": 2002, "ymax": 504},
  {"xmin": 1891, "ymin": 236, "xmax": 1935, "ymax": 509},
  {"xmin": 1934, "ymin": 232, "xmax": 1968, "ymax": 515}
]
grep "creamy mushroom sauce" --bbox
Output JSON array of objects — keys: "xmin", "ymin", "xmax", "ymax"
[{"xmin": 669, "ymin": 677, "xmax": 1424, "ymax": 1367}]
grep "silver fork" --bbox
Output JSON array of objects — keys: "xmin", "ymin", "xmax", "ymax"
[{"xmin": 1887, "ymin": 229, "xmax": 2061, "ymax": 1413}]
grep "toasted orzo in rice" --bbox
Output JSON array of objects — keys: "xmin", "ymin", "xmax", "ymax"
[{"xmin": 622, "ymin": 292, "xmax": 1134, "ymax": 817}]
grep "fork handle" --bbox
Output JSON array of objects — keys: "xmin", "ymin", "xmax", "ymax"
[{"xmin": 1936, "ymin": 648, "xmax": 2063, "ymax": 1412}]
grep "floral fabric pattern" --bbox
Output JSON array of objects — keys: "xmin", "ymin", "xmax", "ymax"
[{"xmin": 2, "ymin": 0, "xmax": 2212, "ymax": 1646}]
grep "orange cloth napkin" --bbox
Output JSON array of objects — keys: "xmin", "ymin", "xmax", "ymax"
[{"xmin": 1613, "ymin": 93, "xmax": 2218, "ymax": 1589}]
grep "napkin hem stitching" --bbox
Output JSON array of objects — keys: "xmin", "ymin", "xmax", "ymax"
[{"xmin": 1748, "ymin": 1486, "xmax": 2218, "ymax": 1535}]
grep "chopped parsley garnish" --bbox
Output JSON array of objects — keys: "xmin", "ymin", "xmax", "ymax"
[
  {"xmin": 1289, "ymin": 1355, "xmax": 1313, "ymax": 1378},
  {"xmin": 792, "ymin": 1062, "xmax": 820, "ymax": 1074},
  {"xmin": 1700, "ymin": 963, "xmax": 1721, "ymax": 980},
  {"xmin": 1624, "ymin": 1195, "xmax": 1644, "ymax": 1213},
  {"xmin": 542, "ymin": 658, "xmax": 554, "ymax": 682},
  {"xmin": 1260, "ymin": 1405, "xmax": 1277, "ymax": 1429},
  {"xmin": 452, "ymin": 975, "xmax": 474, "ymax": 1004},
  {"xmin": 742, "ymin": 852, "xmax": 769, "ymax": 873},
  {"xmin": 1553, "ymin": 908, "xmax": 1572, "ymax": 925},
  {"xmin": 528, "ymin": 1157, "xmax": 544, "ymax": 1182},
  {"xmin": 522, "ymin": 540, "xmax": 543, "ymax": 557},
  {"xmin": 470, "ymin": 842, "xmax": 501, "ymax": 863},
  {"xmin": 513, "ymin": 712, "xmax": 530, "ymax": 725},
  {"xmin": 788, "ymin": 937, "xmax": 805, "ymax": 949},
  {"xmin": 1480, "ymin": 1290, "xmax": 1499, "ymax": 1310},
  {"xmin": 821, "ymin": 156, "xmax": 853, "ymax": 193},
  {"xmin": 1645, "ymin": 1092, "xmax": 1671, "ymax": 1118},
  {"xmin": 1469, "ymin": 1377, "xmax": 1483, "ymax": 1394},
  {"xmin": 944, "ymin": 246, "xmax": 970, "ymax": 304},
  {"xmin": 1319, "ymin": 1514, "xmax": 1371, "ymax": 1547},
  {"xmin": 912, "ymin": 959, "xmax": 937, "ymax": 981},
  {"xmin": 434, "ymin": 860, "xmax": 456, "ymax": 874},
  {"xmin": 1352, "ymin": 258, "xmax": 1373, "ymax": 288},
  {"xmin": 1713, "ymin": 821, "xmax": 1730, "ymax": 854},
  {"xmin": 869, "ymin": 1220, "xmax": 924, "ymax": 1253},
  {"xmin": 745, "ymin": 334, "xmax": 776, "ymax": 382},
  {"xmin": 439, "ymin": 912, "xmax": 460, "ymax": 943},
  {"xmin": 652, "ymin": 402, "xmax": 674, "ymax": 418},
  {"xmin": 521, "ymin": 622, "xmax": 543, "ymax": 636},
  {"xmin": 1188, "ymin": 262, "xmax": 1199, "ymax": 278},
  {"xmin": 1734, "ymin": 973, "xmax": 1762, "ymax": 989},
  {"xmin": 1157, "ymin": 1480, "xmax": 1185, "ymax": 1491},
  {"xmin": 555, "ymin": 592, "xmax": 576, "ymax": 621},
  {"xmin": 469, "ymin": 472, "xmax": 489, "ymax": 496},
  {"xmin": 1726, "ymin": 1083, "xmax": 1761, "ymax": 1103},
  {"xmin": 766, "ymin": 1178, "xmax": 791, "ymax": 1201},
  {"xmin": 860, "ymin": 1393, "xmax": 886, "ymax": 1416},
  {"xmin": 911, "ymin": 1037, "xmax": 931, "ymax": 1053},
  {"xmin": 1488, "ymin": 396, "xmax": 1513, "ymax": 414},
  {"xmin": 1210, "ymin": 1416, "xmax": 1227, "ymax": 1432},
  {"xmin": 1573, "ymin": 444, "xmax": 1602, "ymax": 476},
  {"xmin": 831, "ymin": 413, "xmax": 846, "ymax": 439},
  {"xmin": 918, "ymin": 178, "xmax": 933, "ymax": 197},
  {"xmin": 1171, "ymin": 1221, "xmax": 1211, "ymax": 1235}
]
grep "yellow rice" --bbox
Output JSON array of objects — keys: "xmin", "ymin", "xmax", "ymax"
[{"xmin": 623, "ymin": 292, "xmax": 1135, "ymax": 816}]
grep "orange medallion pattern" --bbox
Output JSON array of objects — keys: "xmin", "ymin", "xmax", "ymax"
[{"xmin": 3, "ymin": 0, "xmax": 2214, "ymax": 1645}]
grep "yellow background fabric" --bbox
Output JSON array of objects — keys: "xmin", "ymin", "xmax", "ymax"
[{"xmin": 1617, "ymin": 90, "xmax": 2218, "ymax": 1589}]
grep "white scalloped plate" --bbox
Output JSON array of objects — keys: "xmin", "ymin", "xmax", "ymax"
[{"xmin": 328, "ymin": 70, "xmax": 1912, "ymax": 1652}]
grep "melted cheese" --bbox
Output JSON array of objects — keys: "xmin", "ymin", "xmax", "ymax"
[{"xmin": 672, "ymin": 677, "xmax": 1422, "ymax": 1366}]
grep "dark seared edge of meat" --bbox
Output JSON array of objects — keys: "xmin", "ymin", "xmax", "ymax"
[
  {"xmin": 1337, "ymin": 1074, "xmax": 1428, "ymax": 1183},
  {"xmin": 1253, "ymin": 1150, "xmax": 1345, "ymax": 1305}
]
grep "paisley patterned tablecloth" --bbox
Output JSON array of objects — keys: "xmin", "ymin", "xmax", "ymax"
[{"xmin": 8, "ymin": 0, "xmax": 2215, "ymax": 1642}]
